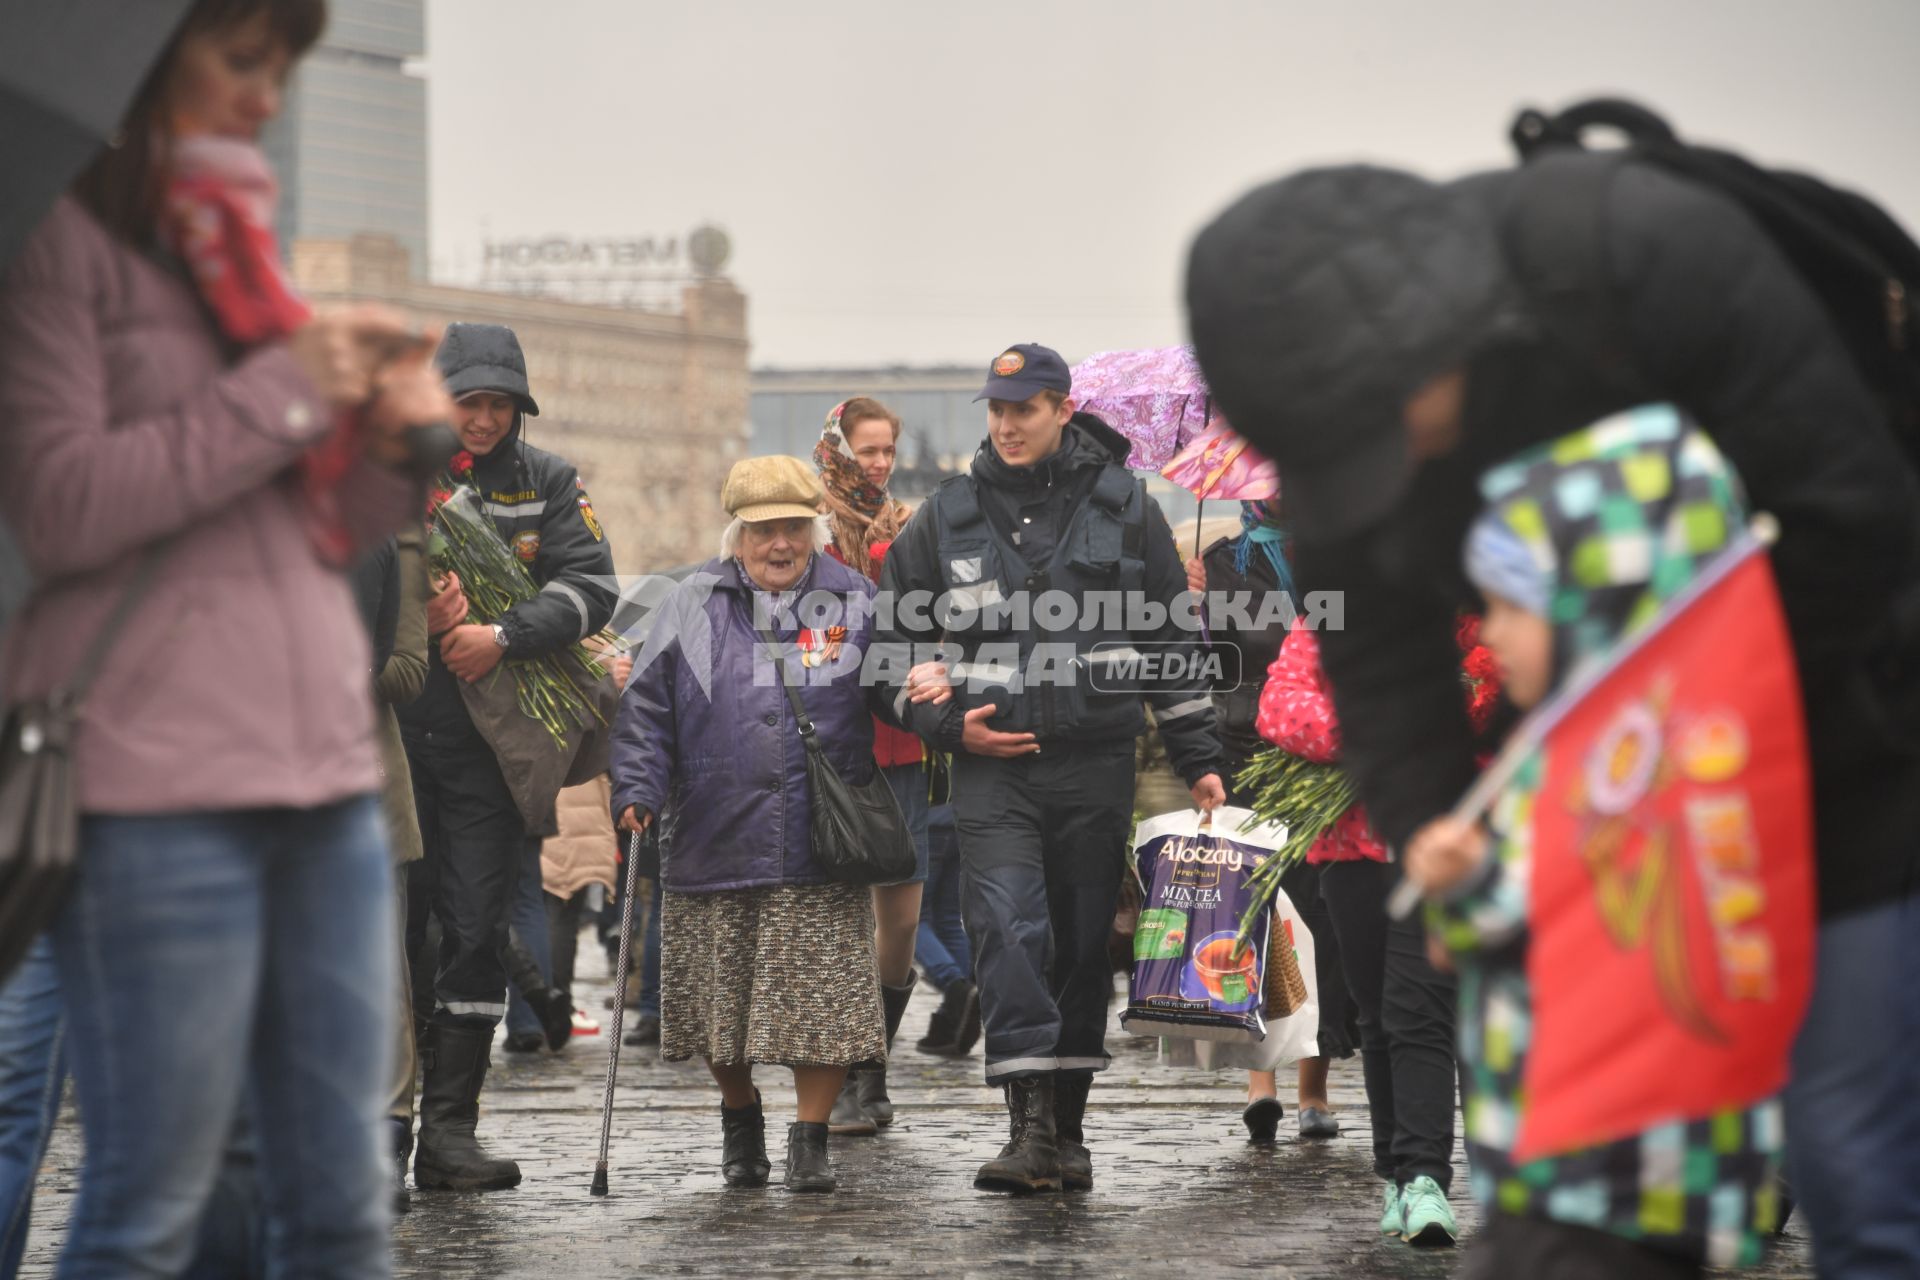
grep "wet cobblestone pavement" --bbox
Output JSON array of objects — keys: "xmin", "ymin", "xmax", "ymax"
[{"xmin": 21, "ymin": 943, "xmax": 1814, "ymax": 1278}]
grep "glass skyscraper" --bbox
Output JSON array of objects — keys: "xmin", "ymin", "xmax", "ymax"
[{"xmin": 263, "ymin": 0, "xmax": 428, "ymax": 274}]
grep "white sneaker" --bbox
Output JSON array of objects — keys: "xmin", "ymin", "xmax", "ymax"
[{"xmin": 571, "ymin": 1007, "xmax": 601, "ymax": 1036}]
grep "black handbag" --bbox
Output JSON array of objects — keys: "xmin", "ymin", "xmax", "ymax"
[
  {"xmin": 0, "ymin": 547, "xmax": 169, "ymax": 984},
  {"xmin": 756, "ymin": 625, "xmax": 916, "ymax": 887}
]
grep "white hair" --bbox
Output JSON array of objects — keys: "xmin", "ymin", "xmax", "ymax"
[{"xmin": 718, "ymin": 514, "xmax": 834, "ymax": 559}]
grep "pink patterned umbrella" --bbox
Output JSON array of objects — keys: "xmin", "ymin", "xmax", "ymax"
[
  {"xmin": 1069, "ymin": 345, "xmax": 1224, "ymax": 469},
  {"xmin": 1159, "ymin": 421, "xmax": 1279, "ymax": 501}
]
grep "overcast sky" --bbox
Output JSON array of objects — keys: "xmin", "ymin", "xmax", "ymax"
[{"xmin": 424, "ymin": 0, "xmax": 1920, "ymax": 370}]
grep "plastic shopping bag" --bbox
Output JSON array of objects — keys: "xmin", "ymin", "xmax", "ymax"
[
  {"xmin": 1158, "ymin": 881, "xmax": 1323, "ymax": 1069},
  {"xmin": 1121, "ymin": 806, "xmax": 1287, "ymax": 1043}
]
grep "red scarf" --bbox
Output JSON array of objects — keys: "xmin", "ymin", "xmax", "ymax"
[{"xmin": 162, "ymin": 135, "xmax": 359, "ymax": 566}]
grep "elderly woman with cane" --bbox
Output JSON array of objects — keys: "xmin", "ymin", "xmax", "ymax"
[{"xmin": 609, "ymin": 456, "xmax": 910, "ymax": 1193}]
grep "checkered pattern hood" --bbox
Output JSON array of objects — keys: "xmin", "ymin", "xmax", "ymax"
[{"xmin": 1473, "ymin": 404, "xmax": 1748, "ymax": 682}]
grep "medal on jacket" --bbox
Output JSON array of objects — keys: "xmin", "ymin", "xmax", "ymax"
[{"xmin": 798, "ymin": 625, "xmax": 847, "ymax": 669}]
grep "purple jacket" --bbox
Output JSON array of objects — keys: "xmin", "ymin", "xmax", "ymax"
[
  {"xmin": 609, "ymin": 554, "xmax": 886, "ymax": 893},
  {"xmin": 0, "ymin": 198, "xmax": 417, "ymax": 813}
]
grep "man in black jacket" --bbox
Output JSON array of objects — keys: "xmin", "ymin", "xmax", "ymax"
[
  {"xmin": 879, "ymin": 343, "xmax": 1225, "ymax": 1194},
  {"xmin": 401, "ymin": 323, "xmax": 616, "ymax": 1192},
  {"xmin": 1187, "ymin": 154, "xmax": 1920, "ymax": 1273}
]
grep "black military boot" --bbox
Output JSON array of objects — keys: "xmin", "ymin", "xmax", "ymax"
[
  {"xmin": 720, "ymin": 1092, "xmax": 771, "ymax": 1188},
  {"xmin": 973, "ymin": 1076, "xmax": 1061, "ymax": 1194},
  {"xmin": 389, "ymin": 1117, "xmax": 413, "ymax": 1215},
  {"xmin": 1053, "ymin": 1072, "xmax": 1093, "ymax": 1192},
  {"xmin": 503, "ymin": 933, "xmax": 573, "ymax": 1051},
  {"xmin": 784, "ymin": 1122, "xmax": 836, "ymax": 1193},
  {"xmin": 413, "ymin": 1023, "xmax": 523, "ymax": 1191},
  {"xmin": 856, "ymin": 981, "xmax": 915, "ymax": 1126}
]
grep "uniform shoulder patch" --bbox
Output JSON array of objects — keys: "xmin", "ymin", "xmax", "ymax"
[{"xmin": 575, "ymin": 480, "xmax": 606, "ymax": 542}]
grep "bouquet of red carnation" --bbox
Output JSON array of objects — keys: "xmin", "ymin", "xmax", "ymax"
[{"xmin": 426, "ymin": 478, "xmax": 608, "ymax": 750}]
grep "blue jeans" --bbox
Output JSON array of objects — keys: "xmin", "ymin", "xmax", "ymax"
[
  {"xmin": 636, "ymin": 878, "xmax": 663, "ymax": 1022},
  {"xmin": 50, "ymin": 798, "xmax": 394, "ymax": 1279},
  {"xmin": 1784, "ymin": 894, "xmax": 1920, "ymax": 1279},
  {"xmin": 506, "ymin": 837, "xmax": 554, "ymax": 1039},
  {"xmin": 914, "ymin": 805, "xmax": 971, "ymax": 990},
  {"xmin": 0, "ymin": 935, "xmax": 64, "ymax": 1279}
]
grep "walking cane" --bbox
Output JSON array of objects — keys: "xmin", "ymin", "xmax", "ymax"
[{"xmin": 590, "ymin": 827, "xmax": 647, "ymax": 1196}]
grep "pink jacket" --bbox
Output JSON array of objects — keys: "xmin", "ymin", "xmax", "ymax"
[
  {"xmin": 0, "ymin": 198, "xmax": 417, "ymax": 814},
  {"xmin": 1254, "ymin": 625, "xmax": 1387, "ymax": 865}
]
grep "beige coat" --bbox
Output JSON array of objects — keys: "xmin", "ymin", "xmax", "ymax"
[{"xmin": 542, "ymin": 773, "xmax": 618, "ymax": 899}]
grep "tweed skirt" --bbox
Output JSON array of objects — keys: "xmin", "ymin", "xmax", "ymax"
[{"xmin": 661, "ymin": 882, "xmax": 885, "ymax": 1068}]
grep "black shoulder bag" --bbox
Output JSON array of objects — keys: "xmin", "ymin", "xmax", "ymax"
[
  {"xmin": 755, "ymin": 624, "xmax": 916, "ymax": 887},
  {"xmin": 0, "ymin": 547, "xmax": 169, "ymax": 983}
]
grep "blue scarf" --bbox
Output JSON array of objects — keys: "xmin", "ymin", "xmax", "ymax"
[{"xmin": 1230, "ymin": 501, "xmax": 1294, "ymax": 599}]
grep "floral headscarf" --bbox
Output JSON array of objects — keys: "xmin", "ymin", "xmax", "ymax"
[
  {"xmin": 814, "ymin": 400, "xmax": 911, "ymax": 580},
  {"xmin": 1229, "ymin": 498, "xmax": 1294, "ymax": 601}
]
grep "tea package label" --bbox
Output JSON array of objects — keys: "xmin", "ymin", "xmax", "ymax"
[{"xmin": 1122, "ymin": 806, "xmax": 1288, "ymax": 1043}]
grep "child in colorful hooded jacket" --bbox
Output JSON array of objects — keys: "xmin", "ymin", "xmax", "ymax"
[{"xmin": 1405, "ymin": 406, "xmax": 1785, "ymax": 1278}]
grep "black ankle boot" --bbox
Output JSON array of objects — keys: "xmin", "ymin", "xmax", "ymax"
[
  {"xmin": 784, "ymin": 1121, "xmax": 836, "ymax": 1193},
  {"xmin": 413, "ymin": 1023, "xmax": 522, "ymax": 1191},
  {"xmin": 916, "ymin": 982, "xmax": 963, "ymax": 1053},
  {"xmin": 503, "ymin": 933, "xmax": 573, "ymax": 1051},
  {"xmin": 1053, "ymin": 1072, "xmax": 1093, "ymax": 1192},
  {"xmin": 720, "ymin": 1092, "xmax": 770, "ymax": 1188},
  {"xmin": 389, "ymin": 1117, "xmax": 412, "ymax": 1215},
  {"xmin": 974, "ymin": 1076, "xmax": 1061, "ymax": 1194}
]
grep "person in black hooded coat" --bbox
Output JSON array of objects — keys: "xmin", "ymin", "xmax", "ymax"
[
  {"xmin": 399, "ymin": 322, "xmax": 616, "ymax": 1193},
  {"xmin": 1186, "ymin": 150, "xmax": 1920, "ymax": 1276}
]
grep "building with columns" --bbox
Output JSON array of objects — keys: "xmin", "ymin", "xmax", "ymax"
[{"xmin": 291, "ymin": 234, "xmax": 751, "ymax": 575}]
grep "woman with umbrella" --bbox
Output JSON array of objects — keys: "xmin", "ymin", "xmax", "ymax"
[{"xmin": 0, "ymin": 0, "xmax": 444, "ymax": 1268}]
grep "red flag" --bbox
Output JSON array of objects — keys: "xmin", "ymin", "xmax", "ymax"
[{"xmin": 1513, "ymin": 537, "xmax": 1815, "ymax": 1160}]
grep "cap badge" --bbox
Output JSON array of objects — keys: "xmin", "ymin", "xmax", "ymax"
[{"xmin": 993, "ymin": 351, "xmax": 1026, "ymax": 377}]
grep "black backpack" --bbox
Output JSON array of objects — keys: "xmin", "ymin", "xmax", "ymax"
[{"xmin": 1508, "ymin": 97, "xmax": 1920, "ymax": 476}]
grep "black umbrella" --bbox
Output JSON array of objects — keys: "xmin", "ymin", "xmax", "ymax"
[{"xmin": 0, "ymin": 0, "xmax": 195, "ymax": 272}]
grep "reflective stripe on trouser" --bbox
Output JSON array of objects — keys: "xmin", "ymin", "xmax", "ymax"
[
  {"xmin": 405, "ymin": 735, "xmax": 527, "ymax": 1029},
  {"xmin": 950, "ymin": 745, "xmax": 1135, "ymax": 1084}
]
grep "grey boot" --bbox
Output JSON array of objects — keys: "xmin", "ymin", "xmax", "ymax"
[
  {"xmin": 857, "ymin": 981, "xmax": 915, "ymax": 1126},
  {"xmin": 828, "ymin": 1077, "xmax": 876, "ymax": 1136}
]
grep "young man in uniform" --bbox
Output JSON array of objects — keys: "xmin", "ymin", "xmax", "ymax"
[{"xmin": 880, "ymin": 343, "xmax": 1225, "ymax": 1194}]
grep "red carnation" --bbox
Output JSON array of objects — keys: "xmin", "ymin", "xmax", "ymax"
[
  {"xmin": 449, "ymin": 450, "xmax": 474, "ymax": 477},
  {"xmin": 1455, "ymin": 614, "xmax": 1481, "ymax": 652}
]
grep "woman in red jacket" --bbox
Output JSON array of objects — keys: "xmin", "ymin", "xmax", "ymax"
[
  {"xmin": 1256, "ymin": 624, "xmax": 1462, "ymax": 1249},
  {"xmin": 815, "ymin": 398, "xmax": 930, "ymax": 1135}
]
